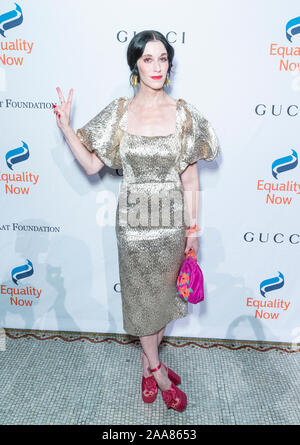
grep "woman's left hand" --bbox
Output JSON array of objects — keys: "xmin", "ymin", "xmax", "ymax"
[{"xmin": 184, "ymin": 234, "xmax": 199, "ymax": 255}]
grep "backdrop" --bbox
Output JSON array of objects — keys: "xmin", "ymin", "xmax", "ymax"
[{"xmin": 1, "ymin": 0, "xmax": 299, "ymax": 343}]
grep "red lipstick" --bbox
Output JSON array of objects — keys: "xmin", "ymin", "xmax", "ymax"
[{"xmin": 151, "ymin": 76, "xmax": 162, "ymax": 79}]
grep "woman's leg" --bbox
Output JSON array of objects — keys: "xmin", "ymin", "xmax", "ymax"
[
  {"xmin": 141, "ymin": 326, "xmax": 165, "ymax": 377},
  {"xmin": 140, "ymin": 328, "xmax": 171, "ymax": 392},
  {"xmin": 157, "ymin": 325, "xmax": 166, "ymax": 347}
]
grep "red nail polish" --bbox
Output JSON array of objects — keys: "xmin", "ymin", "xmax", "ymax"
[
  {"xmin": 53, "ymin": 105, "xmax": 56, "ymax": 108},
  {"xmin": 58, "ymin": 114, "xmax": 61, "ymax": 118}
]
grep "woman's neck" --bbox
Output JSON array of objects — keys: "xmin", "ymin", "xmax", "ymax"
[{"xmin": 132, "ymin": 87, "xmax": 171, "ymax": 107}]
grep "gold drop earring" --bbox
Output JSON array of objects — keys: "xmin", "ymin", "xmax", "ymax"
[
  {"xmin": 131, "ymin": 74, "xmax": 138, "ymax": 89},
  {"xmin": 164, "ymin": 75, "xmax": 170, "ymax": 87}
]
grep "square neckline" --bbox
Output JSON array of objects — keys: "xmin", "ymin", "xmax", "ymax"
[{"xmin": 121, "ymin": 96, "xmax": 182, "ymax": 139}]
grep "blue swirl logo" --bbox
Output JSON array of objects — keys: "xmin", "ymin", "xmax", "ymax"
[
  {"xmin": 272, "ymin": 149, "xmax": 298, "ymax": 179},
  {"xmin": 260, "ymin": 271, "xmax": 284, "ymax": 298},
  {"xmin": 0, "ymin": 3, "xmax": 23, "ymax": 38},
  {"xmin": 11, "ymin": 259, "xmax": 34, "ymax": 285},
  {"xmin": 286, "ymin": 16, "xmax": 300, "ymax": 42},
  {"xmin": 5, "ymin": 141, "xmax": 29, "ymax": 170}
]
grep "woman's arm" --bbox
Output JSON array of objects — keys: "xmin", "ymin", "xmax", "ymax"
[
  {"xmin": 180, "ymin": 162, "xmax": 200, "ymax": 254},
  {"xmin": 62, "ymin": 125, "xmax": 104, "ymax": 175}
]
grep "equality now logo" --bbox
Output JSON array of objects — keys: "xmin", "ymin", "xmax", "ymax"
[
  {"xmin": 1, "ymin": 258, "xmax": 42, "ymax": 307},
  {"xmin": 269, "ymin": 16, "xmax": 300, "ymax": 72},
  {"xmin": 0, "ymin": 3, "xmax": 34, "ymax": 67},
  {"xmin": 2, "ymin": 141, "xmax": 39, "ymax": 195},
  {"xmin": 246, "ymin": 272, "xmax": 291, "ymax": 320},
  {"xmin": 256, "ymin": 149, "xmax": 299, "ymax": 205}
]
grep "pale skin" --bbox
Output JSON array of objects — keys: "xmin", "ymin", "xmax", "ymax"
[{"xmin": 54, "ymin": 39, "xmax": 200, "ymax": 392}]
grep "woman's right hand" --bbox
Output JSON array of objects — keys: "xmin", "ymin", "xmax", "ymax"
[{"xmin": 53, "ymin": 87, "xmax": 74, "ymax": 131}]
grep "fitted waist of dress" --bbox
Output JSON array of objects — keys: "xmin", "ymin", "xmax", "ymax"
[{"xmin": 121, "ymin": 180, "xmax": 182, "ymax": 187}]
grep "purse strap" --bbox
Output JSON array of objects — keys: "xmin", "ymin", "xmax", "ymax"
[{"xmin": 185, "ymin": 248, "xmax": 196, "ymax": 260}]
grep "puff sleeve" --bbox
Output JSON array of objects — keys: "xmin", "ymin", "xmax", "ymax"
[
  {"xmin": 76, "ymin": 97, "xmax": 123, "ymax": 169},
  {"xmin": 176, "ymin": 100, "xmax": 220, "ymax": 174}
]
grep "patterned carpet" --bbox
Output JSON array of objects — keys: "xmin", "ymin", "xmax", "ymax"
[{"xmin": 0, "ymin": 328, "xmax": 299, "ymax": 425}]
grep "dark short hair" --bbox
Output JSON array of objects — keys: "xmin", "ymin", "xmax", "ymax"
[{"xmin": 127, "ymin": 30, "xmax": 175, "ymax": 86}]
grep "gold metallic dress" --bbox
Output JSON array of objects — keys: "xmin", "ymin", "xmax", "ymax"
[{"xmin": 76, "ymin": 97, "xmax": 219, "ymax": 337}]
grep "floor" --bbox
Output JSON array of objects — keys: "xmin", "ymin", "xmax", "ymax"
[{"xmin": 0, "ymin": 328, "xmax": 299, "ymax": 425}]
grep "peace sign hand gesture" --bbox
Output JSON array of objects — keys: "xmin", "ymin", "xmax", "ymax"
[{"xmin": 53, "ymin": 87, "xmax": 74, "ymax": 130}]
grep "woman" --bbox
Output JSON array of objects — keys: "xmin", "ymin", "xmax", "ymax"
[{"xmin": 54, "ymin": 30, "xmax": 219, "ymax": 412}]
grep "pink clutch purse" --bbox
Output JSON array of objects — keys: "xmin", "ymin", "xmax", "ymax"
[{"xmin": 176, "ymin": 248, "xmax": 204, "ymax": 304}]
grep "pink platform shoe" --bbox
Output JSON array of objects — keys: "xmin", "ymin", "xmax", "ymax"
[
  {"xmin": 142, "ymin": 359, "xmax": 181, "ymax": 403},
  {"xmin": 161, "ymin": 381, "xmax": 187, "ymax": 412},
  {"xmin": 142, "ymin": 374, "xmax": 158, "ymax": 403},
  {"xmin": 149, "ymin": 361, "xmax": 187, "ymax": 412}
]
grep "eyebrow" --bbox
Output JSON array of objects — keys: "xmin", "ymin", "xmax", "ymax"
[{"xmin": 142, "ymin": 53, "xmax": 168, "ymax": 57}]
